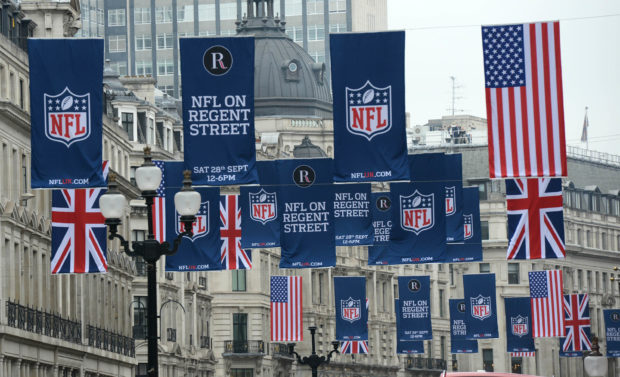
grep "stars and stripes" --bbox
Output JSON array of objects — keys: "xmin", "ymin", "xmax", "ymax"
[
  {"xmin": 562, "ymin": 294, "xmax": 591, "ymax": 352},
  {"xmin": 51, "ymin": 161, "xmax": 109, "ymax": 274},
  {"xmin": 506, "ymin": 178, "xmax": 565, "ymax": 260},
  {"xmin": 152, "ymin": 160, "xmax": 166, "ymax": 243},
  {"xmin": 340, "ymin": 340, "xmax": 369, "ymax": 354},
  {"xmin": 270, "ymin": 276, "xmax": 303, "ymax": 342},
  {"xmin": 511, "ymin": 352, "xmax": 535, "ymax": 357},
  {"xmin": 482, "ymin": 22, "xmax": 567, "ymax": 178},
  {"xmin": 529, "ymin": 270, "xmax": 565, "ymax": 337},
  {"xmin": 220, "ymin": 194, "xmax": 252, "ymax": 270}
]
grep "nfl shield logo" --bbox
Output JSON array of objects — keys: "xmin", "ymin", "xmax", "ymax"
[
  {"xmin": 511, "ymin": 315, "xmax": 529, "ymax": 337},
  {"xmin": 400, "ymin": 190, "xmax": 434, "ymax": 234},
  {"xmin": 341, "ymin": 297, "xmax": 361, "ymax": 323},
  {"xmin": 44, "ymin": 87, "xmax": 91, "ymax": 147},
  {"xmin": 345, "ymin": 80, "xmax": 392, "ymax": 140},
  {"xmin": 176, "ymin": 201, "xmax": 209, "ymax": 241},
  {"xmin": 249, "ymin": 189, "xmax": 277, "ymax": 224},
  {"xmin": 445, "ymin": 186, "xmax": 456, "ymax": 215},
  {"xmin": 464, "ymin": 214, "xmax": 473, "ymax": 240},
  {"xmin": 471, "ymin": 294, "xmax": 492, "ymax": 320}
]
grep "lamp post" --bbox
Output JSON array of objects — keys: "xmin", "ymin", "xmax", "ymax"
[
  {"xmin": 288, "ymin": 326, "xmax": 340, "ymax": 377},
  {"xmin": 100, "ymin": 147, "xmax": 201, "ymax": 377},
  {"xmin": 584, "ymin": 336, "xmax": 608, "ymax": 377}
]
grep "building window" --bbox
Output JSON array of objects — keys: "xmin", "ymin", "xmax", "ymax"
[
  {"xmin": 285, "ymin": 26, "xmax": 303, "ymax": 42},
  {"xmin": 110, "ymin": 61, "xmax": 127, "ymax": 76},
  {"xmin": 21, "ymin": 154, "xmax": 27, "ymax": 193},
  {"xmin": 136, "ymin": 61, "xmax": 152, "ymax": 75},
  {"xmin": 307, "ymin": 0, "xmax": 323, "ymax": 15},
  {"xmin": 479, "ymin": 263, "xmax": 490, "ymax": 273},
  {"xmin": 133, "ymin": 296, "xmax": 148, "ymax": 339},
  {"xmin": 108, "ymin": 9, "xmax": 126, "ymax": 27},
  {"xmin": 483, "ymin": 348, "xmax": 494, "ymax": 372},
  {"xmin": 587, "ymin": 271, "xmax": 592, "ymax": 290},
  {"xmin": 108, "ymin": 35, "xmax": 126, "ymax": 53},
  {"xmin": 286, "ymin": 0, "xmax": 302, "ymax": 16},
  {"xmin": 198, "ymin": 4, "xmax": 216, "ymax": 21},
  {"xmin": 508, "ymin": 263, "xmax": 519, "ymax": 284},
  {"xmin": 135, "ymin": 34, "xmax": 152, "ymax": 50},
  {"xmin": 232, "ymin": 270, "xmax": 246, "ymax": 292},
  {"xmin": 158, "ymin": 85, "xmax": 174, "ymax": 96},
  {"xmin": 121, "ymin": 112, "xmax": 134, "ymax": 138},
  {"xmin": 136, "ymin": 363, "xmax": 148, "ymax": 377},
  {"xmin": 586, "ymin": 230, "xmax": 592, "ymax": 248},
  {"xmin": 308, "ymin": 25, "xmax": 325, "ymax": 41},
  {"xmin": 481, "ymin": 221, "xmax": 489, "ymax": 240},
  {"xmin": 449, "ymin": 264, "xmax": 454, "ymax": 285},
  {"xmin": 511, "ymin": 356, "xmax": 523, "ymax": 373},
  {"xmin": 329, "ymin": 0, "xmax": 346, "ymax": 13},
  {"xmin": 602, "ymin": 232, "xmax": 608, "ymax": 250},
  {"xmin": 577, "ymin": 229, "xmax": 583, "ymax": 245},
  {"xmin": 231, "ymin": 369, "xmax": 253, "ymax": 377},
  {"xmin": 157, "ymin": 33, "xmax": 174, "ymax": 50},
  {"xmin": 178, "ymin": 5, "xmax": 193, "ymax": 22},
  {"xmin": 577, "ymin": 269, "xmax": 583, "ymax": 288},
  {"xmin": 329, "ymin": 23, "xmax": 347, "ymax": 33},
  {"xmin": 439, "ymin": 289, "xmax": 445, "ymax": 317},
  {"xmin": 155, "ymin": 6, "xmax": 172, "ymax": 23},
  {"xmin": 220, "ymin": 2, "xmax": 237, "ymax": 20},
  {"xmin": 232, "ymin": 313, "xmax": 247, "ymax": 343},
  {"xmin": 134, "ymin": 8, "xmax": 151, "ymax": 24},
  {"xmin": 319, "ymin": 272, "xmax": 325, "ymax": 304},
  {"xmin": 440, "ymin": 335, "xmax": 446, "ymax": 360},
  {"xmin": 310, "ymin": 51, "xmax": 325, "ymax": 63},
  {"xmin": 157, "ymin": 60, "xmax": 174, "ymax": 76}
]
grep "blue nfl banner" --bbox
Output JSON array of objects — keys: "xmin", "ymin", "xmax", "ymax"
[
  {"xmin": 449, "ymin": 299, "xmax": 478, "ymax": 353},
  {"xmin": 330, "ymin": 31, "xmax": 409, "ymax": 182},
  {"xmin": 604, "ymin": 310, "xmax": 620, "ymax": 357},
  {"xmin": 29, "ymin": 39, "xmax": 105, "ymax": 189},
  {"xmin": 463, "ymin": 274, "xmax": 499, "ymax": 339},
  {"xmin": 442, "ymin": 154, "xmax": 464, "ymax": 242},
  {"xmin": 179, "ymin": 37, "xmax": 258, "ymax": 185},
  {"xmin": 397, "ymin": 276, "xmax": 432, "ymax": 340},
  {"xmin": 445, "ymin": 187, "xmax": 483, "ymax": 262},
  {"xmin": 368, "ymin": 192, "xmax": 396, "ymax": 265},
  {"xmin": 334, "ymin": 277, "xmax": 368, "ymax": 341},
  {"xmin": 395, "ymin": 299, "xmax": 425, "ymax": 354},
  {"xmin": 334, "ymin": 184, "xmax": 373, "ymax": 246},
  {"xmin": 278, "ymin": 159, "xmax": 335, "ymax": 268},
  {"xmin": 162, "ymin": 161, "xmax": 222, "ymax": 271},
  {"xmin": 505, "ymin": 297, "xmax": 535, "ymax": 353}
]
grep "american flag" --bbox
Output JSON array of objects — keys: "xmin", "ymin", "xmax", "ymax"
[
  {"xmin": 220, "ymin": 194, "xmax": 252, "ymax": 269},
  {"xmin": 340, "ymin": 298, "xmax": 370, "ymax": 354},
  {"xmin": 482, "ymin": 22, "xmax": 567, "ymax": 178},
  {"xmin": 562, "ymin": 294, "xmax": 591, "ymax": 352},
  {"xmin": 506, "ymin": 178, "xmax": 565, "ymax": 260},
  {"xmin": 529, "ymin": 270, "xmax": 565, "ymax": 337},
  {"xmin": 511, "ymin": 352, "xmax": 535, "ymax": 357},
  {"xmin": 51, "ymin": 161, "xmax": 109, "ymax": 274},
  {"xmin": 270, "ymin": 276, "xmax": 303, "ymax": 342},
  {"xmin": 152, "ymin": 160, "xmax": 166, "ymax": 243}
]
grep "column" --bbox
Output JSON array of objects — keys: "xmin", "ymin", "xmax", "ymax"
[
  {"xmin": 0, "ymin": 355, "xmax": 4, "ymax": 377},
  {"xmin": 14, "ymin": 360, "xmax": 21, "ymax": 377}
]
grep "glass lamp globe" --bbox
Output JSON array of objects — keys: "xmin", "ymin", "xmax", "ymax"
[
  {"xmin": 174, "ymin": 189, "xmax": 201, "ymax": 216},
  {"xmin": 135, "ymin": 164, "xmax": 162, "ymax": 192},
  {"xmin": 584, "ymin": 355, "xmax": 608, "ymax": 377},
  {"xmin": 100, "ymin": 192, "xmax": 126, "ymax": 219}
]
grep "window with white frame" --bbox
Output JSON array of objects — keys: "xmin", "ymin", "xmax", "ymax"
[
  {"xmin": 198, "ymin": 4, "xmax": 215, "ymax": 21},
  {"xmin": 178, "ymin": 5, "xmax": 193, "ymax": 22},
  {"xmin": 155, "ymin": 6, "xmax": 172, "ymax": 23},
  {"xmin": 308, "ymin": 25, "xmax": 324, "ymax": 41},
  {"xmin": 109, "ymin": 35, "xmax": 126, "ymax": 53},
  {"xmin": 329, "ymin": 0, "xmax": 346, "ymax": 13},
  {"xmin": 134, "ymin": 8, "xmax": 151, "ymax": 24},
  {"xmin": 329, "ymin": 23, "xmax": 346, "ymax": 33},
  {"xmin": 157, "ymin": 59, "xmax": 174, "ymax": 76},
  {"xmin": 310, "ymin": 51, "xmax": 325, "ymax": 63},
  {"xmin": 307, "ymin": 0, "xmax": 323, "ymax": 15},
  {"xmin": 135, "ymin": 34, "xmax": 152, "ymax": 50},
  {"xmin": 159, "ymin": 85, "xmax": 174, "ymax": 97},
  {"xmin": 110, "ymin": 61, "xmax": 127, "ymax": 76},
  {"xmin": 287, "ymin": 0, "xmax": 302, "ymax": 16},
  {"xmin": 108, "ymin": 9, "xmax": 126, "ymax": 26},
  {"xmin": 220, "ymin": 2, "xmax": 237, "ymax": 20},
  {"xmin": 157, "ymin": 33, "xmax": 174, "ymax": 50},
  {"xmin": 285, "ymin": 26, "xmax": 303, "ymax": 42},
  {"xmin": 136, "ymin": 61, "xmax": 152, "ymax": 75}
]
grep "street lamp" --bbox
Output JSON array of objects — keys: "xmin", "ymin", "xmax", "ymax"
[
  {"xmin": 584, "ymin": 336, "xmax": 608, "ymax": 377},
  {"xmin": 288, "ymin": 326, "xmax": 340, "ymax": 377},
  {"xmin": 100, "ymin": 147, "xmax": 201, "ymax": 377}
]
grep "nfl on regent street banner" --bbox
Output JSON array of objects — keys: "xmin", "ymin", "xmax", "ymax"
[
  {"xmin": 240, "ymin": 161, "xmax": 280, "ymax": 249},
  {"xmin": 443, "ymin": 153, "xmax": 464, "ymax": 242},
  {"xmin": 179, "ymin": 37, "xmax": 258, "ymax": 185},
  {"xmin": 604, "ymin": 310, "xmax": 620, "ymax": 357},
  {"xmin": 449, "ymin": 299, "xmax": 479, "ymax": 353},
  {"xmin": 463, "ymin": 274, "xmax": 499, "ymax": 339},
  {"xmin": 445, "ymin": 186, "xmax": 483, "ymax": 262},
  {"xmin": 162, "ymin": 161, "xmax": 222, "ymax": 271},
  {"xmin": 334, "ymin": 184, "xmax": 373, "ymax": 246},
  {"xmin": 505, "ymin": 297, "xmax": 535, "ymax": 353},
  {"xmin": 330, "ymin": 31, "xmax": 409, "ymax": 182},
  {"xmin": 395, "ymin": 299, "xmax": 425, "ymax": 354},
  {"xmin": 29, "ymin": 39, "xmax": 105, "ymax": 189},
  {"xmin": 368, "ymin": 192, "xmax": 395, "ymax": 265},
  {"xmin": 397, "ymin": 276, "xmax": 432, "ymax": 340},
  {"xmin": 334, "ymin": 277, "xmax": 368, "ymax": 341},
  {"xmin": 278, "ymin": 158, "xmax": 335, "ymax": 268}
]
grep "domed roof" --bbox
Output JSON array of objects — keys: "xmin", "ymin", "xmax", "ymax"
[
  {"xmin": 293, "ymin": 136, "xmax": 328, "ymax": 158},
  {"xmin": 237, "ymin": 0, "xmax": 332, "ymax": 118}
]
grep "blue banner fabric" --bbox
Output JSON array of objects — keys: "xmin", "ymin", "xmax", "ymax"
[
  {"xmin": 395, "ymin": 299, "xmax": 425, "ymax": 354},
  {"xmin": 445, "ymin": 187, "xmax": 483, "ymax": 262},
  {"xmin": 449, "ymin": 299, "xmax": 479, "ymax": 353},
  {"xmin": 278, "ymin": 159, "xmax": 335, "ymax": 268},
  {"xmin": 163, "ymin": 161, "xmax": 222, "ymax": 271},
  {"xmin": 179, "ymin": 37, "xmax": 258, "ymax": 185},
  {"xmin": 368, "ymin": 192, "xmax": 395, "ymax": 265},
  {"xmin": 504, "ymin": 297, "xmax": 535, "ymax": 352},
  {"xmin": 29, "ymin": 39, "xmax": 105, "ymax": 189},
  {"xmin": 443, "ymin": 154, "xmax": 464, "ymax": 242},
  {"xmin": 330, "ymin": 31, "xmax": 409, "ymax": 182},
  {"xmin": 389, "ymin": 179, "xmax": 447, "ymax": 264},
  {"xmin": 334, "ymin": 184, "xmax": 373, "ymax": 246},
  {"xmin": 463, "ymin": 274, "xmax": 499, "ymax": 339},
  {"xmin": 559, "ymin": 338, "xmax": 581, "ymax": 357},
  {"xmin": 240, "ymin": 160, "xmax": 280, "ymax": 248},
  {"xmin": 397, "ymin": 276, "xmax": 432, "ymax": 340},
  {"xmin": 334, "ymin": 277, "xmax": 368, "ymax": 341},
  {"xmin": 604, "ymin": 310, "xmax": 620, "ymax": 357}
]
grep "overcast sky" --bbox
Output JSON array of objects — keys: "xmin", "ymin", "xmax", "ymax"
[{"xmin": 387, "ymin": 0, "xmax": 620, "ymax": 155}]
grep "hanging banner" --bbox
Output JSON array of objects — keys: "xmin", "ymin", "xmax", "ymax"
[
  {"xmin": 442, "ymin": 154, "xmax": 464, "ymax": 242},
  {"xmin": 464, "ymin": 273, "xmax": 499, "ymax": 339},
  {"xmin": 397, "ymin": 276, "xmax": 432, "ymax": 340},
  {"xmin": 330, "ymin": 31, "xmax": 409, "ymax": 182},
  {"xmin": 278, "ymin": 159, "xmax": 335, "ymax": 268},
  {"xmin": 368, "ymin": 192, "xmax": 396, "ymax": 265},
  {"xmin": 179, "ymin": 37, "xmax": 258, "ymax": 185},
  {"xmin": 29, "ymin": 39, "xmax": 105, "ymax": 189},
  {"xmin": 395, "ymin": 299, "xmax": 425, "ymax": 354},
  {"xmin": 445, "ymin": 186, "xmax": 483, "ymax": 262},
  {"xmin": 240, "ymin": 161, "xmax": 280, "ymax": 249},
  {"xmin": 559, "ymin": 338, "xmax": 581, "ymax": 357},
  {"xmin": 449, "ymin": 299, "xmax": 479, "ymax": 353},
  {"xmin": 334, "ymin": 184, "xmax": 373, "ymax": 246},
  {"xmin": 505, "ymin": 297, "xmax": 535, "ymax": 353},
  {"xmin": 163, "ymin": 161, "xmax": 222, "ymax": 271},
  {"xmin": 334, "ymin": 277, "xmax": 368, "ymax": 341},
  {"xmin": 604, "ymin": 310, "xmax": 620, "ymax": 357}
]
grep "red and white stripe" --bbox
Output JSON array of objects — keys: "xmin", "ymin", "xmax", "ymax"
[
  {"xmin": 152, "ymin": 197, "xmax": 165, "ymax": 242},
  {"xmin": 271, "ymin": 276, "xmax": 303, "ymax": 342},
  {"xmin": 531, "ymin": 270, "xmax": 565, "ymax": 337},
  {"xmin": 486, "ymin": 21, "xmax": 567, "ymax": 178}
]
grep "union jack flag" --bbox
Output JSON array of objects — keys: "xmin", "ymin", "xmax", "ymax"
[
  {"xmin": 51, "ymin": 161, "xmax": 109, "ymax": 274},
  {"xmin": 506, "ymin": 178, "xmax": 565, "ymax": 260},
  {"xmin": 220, "ymin": 194, "xmax": 252, "ymax": 269},
  {"xmin": 152, "ymin": 160, "xmax": 166, "ymax": 243},
  {"xmin": 340, "ymin": 298, "xmax": 369, "ymax": 354},
  {"xmin": 562, "ymin": 294, "xmax": 591, "ymax": 352}
]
